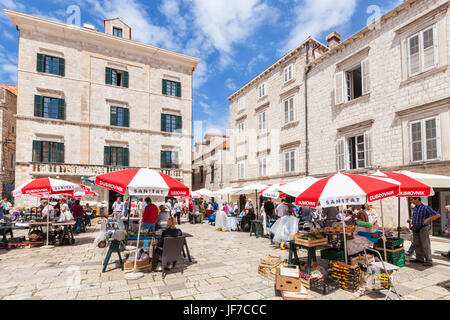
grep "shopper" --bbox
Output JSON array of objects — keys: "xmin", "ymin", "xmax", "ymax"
[
  {"xmin": 410, "ymin": 197, "xmax": 440, "ymax": 266},
  {"xmin": 71, "ymin": 200, "xmax": 86, "ymax": 235},
  {"xmin": 41, "ymin": 201, "xmax": 55, "ymax": 221},
  {"xmin": 156, "ymin": 205, "xmax": 170, "ymax": 230},
  {"xmin": 137, "ymin": 198, "xmax": 144, "ymax": 217},
  {"xmin": 154, "ymin": 216, "xmax": 183, "ymax": 270},
  {"xmin": 366, "ymin": 203, "xmax": 378, "ymax": 226},
  {"xmin": 245, "ymin": 199, "xmax": 254, "ymax": 210},
  {"xmin": 354, "ymin": 205, "xmax": 369, "ymax": 222},
  {"xmin": 264, "ymin": 199, "xmax": 275, "ymax": 219},
  {"xmin": 275, "ymin": 199, "xmax": 290, "ymax": 218},
  {"xmin": 173, "ymin": 200, "xmax": 181, "ymax": 225},
  {"xmin": 111, "ymin": 197, "xmax": 124, "ymax": 220},
  {"xmin": 142, "ymin": 197, "xmax": 158, "ymax": 232},
  {"xmin": 441, "ymin": 205, "xmax": 450, "ymax": 259}
]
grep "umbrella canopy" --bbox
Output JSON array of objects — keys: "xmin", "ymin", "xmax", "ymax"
[
  {"xmin": 12, "ymin": 178, "xmax": 84, "ymax": 197},
  {"xmin": 368, "ymin": 171, "xmax": 433, "ymax": 197},
  {"xmin": 232, "ymin": 183, "xmax": 268, "ymax": 195},
  {"xmin": 193, "ymin": 188, "xmax": 214, "ymax": 197},
  {"xmin": 397, "ymin": 171, "xmax": 450, "ymax": 189},
  {"xmin": 295, "ymin": 173, "xmax": 400, "ymax": 208},
  {"xmin": 258, "ymin": 184, "xmax": 286, "ymax": 199},
  {"xmin": 94, "ymin": 168, "xmax": 189, "ymax": 197},
  {"xmin": 212, "ymin": 187, "xmax": 237, "ymax": 195},
  {"xmin": 277, "ymin": 177, "xmax": 319, "ymax": 198}
]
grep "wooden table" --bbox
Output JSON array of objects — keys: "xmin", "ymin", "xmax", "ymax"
[
  {"xmin": 28, "ymin": 221, "xmax": 52, "ymax": 235},
  {"xmin": 53, "ymin": 222, "xmax": 75, "ymax": 246},
  {"xmin": 288, "ymin": 241, "xmax": 329, "ymax": 274}
]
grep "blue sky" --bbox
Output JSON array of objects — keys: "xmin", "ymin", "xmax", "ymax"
[{"xmin": 0, "ymin": 0, "xmax": 402, "ymax": 143}]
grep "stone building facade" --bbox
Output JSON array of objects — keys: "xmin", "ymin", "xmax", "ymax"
[
  {"xmin": 192, "ymin": 133, "xmax": 230, "ymax": 192},
  {"xmin": 0, "ymin": 85, "xmax": 17, "ymax": 200},
  {"xmin": 228, "ymin": 0, "xmax": 450, "ymax": 233},
  {"xmin": 6, "ymin": 10, "xmax": 199, "ymax": 206}
]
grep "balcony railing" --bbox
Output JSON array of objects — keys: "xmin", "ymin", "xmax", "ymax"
[{"xmin": 29, "ymin": 162, "xmax": 184, "ymax": 180}]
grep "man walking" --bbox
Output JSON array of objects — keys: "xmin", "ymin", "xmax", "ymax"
[
  {"xmin": 275, "ymin": 199, "xmax": 290, "ymax": 218},
  {"xmin": 71, "ymin": 200, "xmax": 86, "ymax": 235},
  {"xmin": 410, "ymin": 197, "xmax": 440, "ymax": 266},
  {"xmin": 112, "ymin": 197, "xmax": 124, "ymax": 220},
  {"xmin": 173, "ymin": 200, "xmax": 182, "ymax": 225}
]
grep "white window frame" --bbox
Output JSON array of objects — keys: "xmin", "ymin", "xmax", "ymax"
[
  {"xmin": 409, "ymin": 116, "xmax": 441, "ymax": 163},
  {"xmin": 238, "ymin": 161, "xmax": 245, "ymax": 179},
  {"xmin": 238, "ymin": 121, "xmax": 245, "ymax": 142},
  {"xmin": 283, "ymin": 96, "xmax": 295, "ymax": 124},
  {"xmin": 334, "ymin": 57, "xmax": 371, "ymax": 105},
  {"xmin": 259, "ymin": 157, "xmax": 267, "ymax": 177},
  {"xmin": 336, "ymin": 129, "xmax": 373, "ymax": 171},
  {"xmin": 284, "ymin": 149, "xmax": 296, "ymax": 173},
  {"xmin": 258, "ymin": 110, "xmax": 267, "ymax": 134},
  {"xmin": 407, "ymin": 24, "xmax": 438, "ymax": 77},
  {"xmin": 284, "ymin": 64, "xmax": 294, "ymax": 82},
  {"xmin": 258, "ymin": 82, "xmax": 266, "ymax": 98},
  {"xmin": 237, "ymin": 97, "xmax": 244, "ymax": 112}
]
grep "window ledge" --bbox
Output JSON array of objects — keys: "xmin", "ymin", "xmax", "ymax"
[
  {"xmin": 37, "ymin": 72, "xmax": 64, "ymax": 79},
  {"xmin": 409, "ymin": 159, "xmax": 442, "ymax": 166},
  {"xmin": 162, "ymin": 94, "xmax": 182, "ymax": 99},
  {"xmin": 282, "ymin": 78, "xmax": 296, "ymax": 87},
  {"xmin": 258, "ymin": 95, "xmax": 268, "ymax": 102},
  {"xmin": 281, "ymin": 120, "xmax": 299, "ymax": 131},
  {"xmin": 257, "ymin": 132, "xmax": 269, "ymax": 139},
  {"xmin": 337, "ymin": 93, "xmax": 370, "ymax": 108},
  {"xmin": 401, "ymin": 65, "xmax": 448, "ymax": 87}
]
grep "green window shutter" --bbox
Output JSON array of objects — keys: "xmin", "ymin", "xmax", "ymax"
[
  {"xmin": 57, "ymin": 143, "xmax": 65, "ymax": 163},
  {"xmin": 110, "ymin": 106, "xmax": 117, "ymax": 126},
  {"xmin": 175, "ymin": 115, "xmax": 182, "ymax": 133},
  {"xmin": 59, "ymin": 58, "xmax": 65, "ymax": 76},
  {"xmin": 161, "ymin": 114, "xmax": 166, "ymax": 132},
  {"xmin": 34, "ymin": 95, "xmax": 43, "ymax": 117},
  {"xmin": 123, "ymin": 148, "xmax": 129, "ymax": 166},
  {"xmin": 58, "ymin": 99, "xmax": 65, "ymax": 120},
  {"xmin": 160, "ymin": 151, "xmax": 165, "ymax": 168},
  {"xmin": 162, "ymin": 79, "xmax": 167, "ymax": 95},
  {"xmin": 104, "ymin": 146, "xmax": 111, "ymax": 165},
  {"xmin": 37, "ymin": 54, "xmax": 44, "ymax": 72},
  {"xmin": 122, "ymin": 71, "xmax": 129, "ymax": 88},
  {"xmin": 176, "ymin": 82, "xmax": 181, "ymax": 97},
  {"xmin": 124, "ymin": 108, "xmax": 130, "ymax": 127},
  {"xmin": 105, "ymin": 67, "xmax": 112, "ymax": 85},
  {"xmin": 32, "ymin": 141, "xmax": 42, "ymax": 162}
]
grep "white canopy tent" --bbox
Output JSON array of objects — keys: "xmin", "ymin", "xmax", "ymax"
[
  {"xmin": 231, "ymin": 184, "xmax": 269, "ymax": 217},
  {"xmin": 193, "ymin": 188, "xmax": 214, "ymax": 198}
]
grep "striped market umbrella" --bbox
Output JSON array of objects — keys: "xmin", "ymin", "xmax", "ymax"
[
  {"xmin": 295, "ymin": 172, "xmax": 400, "ymax": 263},
  {"xmin": 94, "ymin": 168, "xmax": 190, "ymax": 197}
]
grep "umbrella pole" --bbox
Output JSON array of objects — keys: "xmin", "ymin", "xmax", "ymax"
[
  {"xmin": 342, "ymin": 212, "xmax": 348, "ymax": 264},
  {"xmin": 397, "ymin": 197, "xmax": 401, "ymax": 239},
  {"xmin": 125, "ymin": 213, "xmax": 144, "ymax": 280},
  {"xmin": 255, "ymin": 190, "xmax": 258, "ymax": 219},
  {"xmin": 380, "ymin": 200, "xmax": 387, "ymax": 262},
  {"xmin": 46, "ymin": 195, "xmax": 50, "ymax": 246}
]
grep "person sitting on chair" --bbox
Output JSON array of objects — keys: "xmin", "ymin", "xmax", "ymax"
[
  {"xmin": 240, "ymin": 208, "xmax": 256, "ymax": 231},
  {"xmin": 154, "ymin": 217, "xmax": 182, "ymax": 271}
]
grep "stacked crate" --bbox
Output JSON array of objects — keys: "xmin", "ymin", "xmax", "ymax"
[
  {"xmin": 375, "ymin": 238, "xmax": 405, "ymax": 267},
  {"xmin": 329, "ymin": 261, "xmax": 362, "ymax": 293}
]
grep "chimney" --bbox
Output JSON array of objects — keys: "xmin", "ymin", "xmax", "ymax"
[
  {"xmin": 83, "ymin": 24, "xmax": 95, "ymax": 31},
  {"xmin": 326, "ymin": 31, "xmax": 341, "ymax": 48}
]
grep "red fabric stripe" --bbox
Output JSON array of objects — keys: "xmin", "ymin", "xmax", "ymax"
[
  {"xmin": 295, "ymin": 175, "xmax": 333, "ymax": 206},
  {"xmin": 378, "ymin": 172, "xmax": 431, "ymax": 197},
  {"xmin": 95, "ymin": 168, "xmax": 140, "ymax": 194},
  {"xmin": 345, "ymin": 173, "xmax": 399, "ymax": 202},
  {"xmin": 160, "ymin": 172, "xmax": 190, "ymax": 197}
]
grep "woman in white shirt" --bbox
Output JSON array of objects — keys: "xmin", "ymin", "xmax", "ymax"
[{"xmin": 365, "ymin": 203, "xmax": 378, "ymax": 226}]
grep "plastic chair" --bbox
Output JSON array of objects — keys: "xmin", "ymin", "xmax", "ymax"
[{"xmin": 160, "ymin": 236, "xmax": 185, "ymax": 279}]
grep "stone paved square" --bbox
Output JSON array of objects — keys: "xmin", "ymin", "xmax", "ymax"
[{"xmin": 0, "ymin": 217, "xmax": 449, "ymax": 300}]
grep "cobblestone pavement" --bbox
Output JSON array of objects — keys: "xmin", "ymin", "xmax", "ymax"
[{"xmin": 0, "ymin": 217, "xmax": 449, "ymax": 300}]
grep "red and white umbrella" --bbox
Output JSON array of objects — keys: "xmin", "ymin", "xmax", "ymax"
[
  {"xmin": 12, "ymin": 178, "xmax": 84, "ymax": 197},
  {"xmin": 368, "ymin": 170, "xmax": 433, "ymax": 237},
  {"xmin": 295, "ymin": 173, "xmax": 400, "ymax": 207},
  {"xmin": 295, "ymin": 172, "xmax": 400, "ymax": 263},
  {"xmin": 94, "ymin": 168, "xmax": 189, "ymax": 197},
  {"xmin": 258, "ymin": 184, "xmax": 286, "ymax": 199}
]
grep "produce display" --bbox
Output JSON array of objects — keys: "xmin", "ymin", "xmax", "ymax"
[{"xmin": 298, "ymin": 232, "xmax": 324, "ymax": 240}]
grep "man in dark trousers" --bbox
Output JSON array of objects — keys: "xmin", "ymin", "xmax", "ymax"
[
  {"xmin": 410, "ymin": 197, "xmax": 440, "ymax": 266},
  {"xmin": 264, "ymin": 199, "xmax": 275, "ymax": 219}
]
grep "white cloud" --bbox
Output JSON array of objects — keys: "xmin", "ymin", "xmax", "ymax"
[
  {"xmin": 225, "ymin": 78, "xmax": 237, "ymax": 91},
  {"xmin": 247, "ymin": 53, "xmax": 268, "ymax": 73},
  {"xmin": 190, "ymin": 0, "xmax": 271, "ymax": 53},
  {"xmin": 84, "ymin": 0, "xmax": 180, "ymax": 51},
  {"xmin": 280, "ymin": 0, "xmax": 358, "ymax": 55}
]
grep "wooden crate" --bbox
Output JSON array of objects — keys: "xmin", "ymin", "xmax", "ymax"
[
  {"xmin": 258, "ymin": 266, "xmax": 277, "ymax": 279},
  {"xmin": 294, "ymin": 235, "xmax": 328, "ymax": 247},
  {"xmin": 300, "ymin": 278, "xmax": 310, "ymax": 289},
  {"xmin": 124, "ymin": 259, "xmax": 151, "ymax": 273},
  {"xmin": 282, "ymin": 291, "xmax": 311, "ymax": 300}
]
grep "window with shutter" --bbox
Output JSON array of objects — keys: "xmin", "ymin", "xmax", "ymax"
[
  {"xmin": 410, "ymin": 121, "xmax": 423, "ymax": 161},
  {"xmin": 162, "ymin": 79, "xmax": 167, "ymax": 95},
  {"xmin": 407, "ymin": 24, "xmax": 438, "ymax": 77},
  {"xmin": 32, "ymin": 141, "xmax": 42, "ymax": 162},
  {"xmin": 123, "ymin": 148, "xmax": 129, "ymax": 166},
  {"xmin": 37, "ymin": 53, "xmax": 44, "ymax": 72},
  {"xmin": 334, "ymin": 71, "xmax": 345, "ymax": 105},
  {"xmin": 361, "ymin": 58, "xmax": 371, "ymax": 95},
  {"xmin": 59, "ymin": 58, "xmax": 65, "ymax": 77},
  {"xmin": 336, "ymin": 138, "xmax": 345, "ymax": 171},
  {"xmin": 283, "ymin": 97, "xmax": 295, "ymax": 124},
  {"xmin": 122, "ymin": 71, "xmax": 129, "ymax": 88},
  {"xmin": 161, "ymin": 114, "xmax": 166, "ymax": 132},
  {"xmin": 175, "ymin": 115, "xmax": 182, "ymax": 133},
  {"xmin": 34, "ymin": 95, "xmax": 43, "ymax": 117},
  {"xmin": 364, "ymin": 130, "xmax": 373, "ymax": 168},
  {"xmin": 176, "ymin": 82, "xmax": 181, "ymax": 97},
  {"xmin": 110, "ymin": 106, "xmax": 117, "ymax": 126},
  {"xmin": 58, "ymin": 99, "xmax": 65, "ymax": 120},
  {"xmin": 410, "ymin": 117, "xmax": 441, "ymax": 162},
  {"xmin": 105, "ymin": 67, "xmax": 112, "ymax": 85},
  {"xmin": 104, "ymin": 146, "xmax": 111, "ymax": 165}
]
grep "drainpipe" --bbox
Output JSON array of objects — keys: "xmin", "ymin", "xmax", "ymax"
[{"xmin": 304, "ymin": 40, "xmax": 311, "ymax": 176}]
